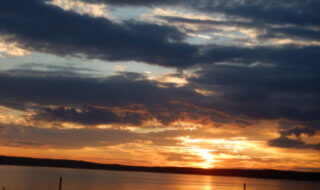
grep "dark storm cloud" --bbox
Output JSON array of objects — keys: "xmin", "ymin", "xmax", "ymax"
[
  {"xmin": 191, "ymin": 62, "xmax": 320, "ymax": 122},
  {"xmin": 0, "ymin": 69, "xmax": 254, "ymax": 127},
  {"xmin": 0, "ymin": 0, "xmax": 198, "ymax": 67},
  {"xmin": 0, "ymin": 71, "xmax": 225, "ymax": 126},
  {"xmin": 81, "ymin": 0, "xmax": 320, "ymax": 28},
  {"xmin": 269, "ymin": 136, "xmax": 320, "ymax": 150},
  {"xmin": 158, "ymin": 16, "xmax": 254, "ymax": 28},
  {"xmin": 201, "ymin": 45, "xmax": 320, "ymax": 70},
  {"xmin": 79, "ymin": 0, "xmax": 183, "ymax": 6},
  {"xmin": 270, "ymin": 123, "xmax": 320, "ymax": 151},
  {"xmin": 190, "ymin": 53, "xmax": 320, "ymax": 149},
  {"xmin": 259, "ymin": 27, "xmax": 320, "ymax": 42},
  {"xmin": 1, "ymin": 0, "xmax": 320, "ymax": 68},
  {"xmin": 189, "ymin": 0, "xmax": 320, "ymax": 27},
  {"xmin": 85, "ymin": 0, "xmax": 320, "ymax": 42},
  {"xmin": 191, "ymin": 0, "xmax": 320, "ymax": 42},
  {"xmin": 159, "ymin": 15, "xmax": 320, "ymax": 42},
  {"xmin": 0, "ymin": 68, "xmax": 319, "ymax": 149},
  {"xmin": 282, "ymin": 124, "xmax": 320, "ymax": 137},
  {"xmin": 35, "ymin": 105, "xmax": 149, "ymax": 125},
  {"xmin": 0, "ymin": 71, "xmax": 194, "ymax": 107}
]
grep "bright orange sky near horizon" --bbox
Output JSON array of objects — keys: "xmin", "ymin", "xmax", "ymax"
[{"xmin": 1, "ymin": 106, "xmax": 320, "ymax": 171}]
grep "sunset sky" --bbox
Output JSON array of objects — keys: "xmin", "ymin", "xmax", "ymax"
[{"xmin": 0, "ymin": 0, "xmax": 320, "ymax": 172}]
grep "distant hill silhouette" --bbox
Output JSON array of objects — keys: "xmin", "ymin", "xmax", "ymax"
[{"xmin": 1, "ymin": 155, "xmax": 319, "ymax": 181}]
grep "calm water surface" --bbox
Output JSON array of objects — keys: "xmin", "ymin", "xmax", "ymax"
[{"xmin": 0, "ymin": 165, "xmax": 319, "ymax": 190}]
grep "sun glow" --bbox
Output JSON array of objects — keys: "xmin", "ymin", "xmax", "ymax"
[
  {"xmin": 176, "ymin": 136, "xmax": 272, "ymax": 168},
  {"xmin": 196, "ymin": 148, "xmax": 216, "ymax": 168}
]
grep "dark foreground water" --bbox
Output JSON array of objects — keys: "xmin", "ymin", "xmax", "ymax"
[{"xmin": 0, "ymin": 165, "xmax": 319, "ymax": 190}]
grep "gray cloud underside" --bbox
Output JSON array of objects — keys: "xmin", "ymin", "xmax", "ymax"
[
  {"xmin": 0, "ymin": 69, "xmax": 320, "ymax": 150},
  {"xmin": 0, "ymin": 71, "xmax": 239, "ymax": 126}
]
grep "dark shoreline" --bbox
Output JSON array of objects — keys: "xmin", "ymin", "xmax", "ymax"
[{"xmin": 1, "ymin": 155, "xmax": 319, "ymax": 182}]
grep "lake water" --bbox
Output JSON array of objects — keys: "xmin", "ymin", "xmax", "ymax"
[{"xmin": 0, "ymin": 165, "xmax": 319, "ymax": 190}]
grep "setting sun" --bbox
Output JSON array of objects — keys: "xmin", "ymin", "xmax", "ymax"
[{"xmin": 195, "ymin": 148, "xmax": 216, "ymax": 168}]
